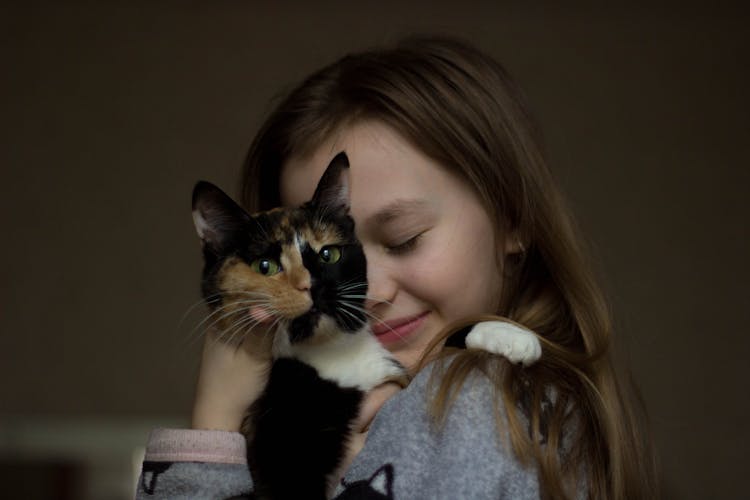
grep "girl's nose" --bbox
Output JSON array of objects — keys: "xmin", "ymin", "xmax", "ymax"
[{"xmin": 364, "ymin": 255, "xmax": 397, "ymax": 313}]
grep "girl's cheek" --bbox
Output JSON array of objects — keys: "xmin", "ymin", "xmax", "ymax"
[{"xmin": 403, "ymin": 252, "xmax": 455, "ymax": 300}]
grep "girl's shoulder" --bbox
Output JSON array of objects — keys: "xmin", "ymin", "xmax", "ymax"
[{"xmin": 335, "ymin": 358, "xmax": 540, "ymax": 499}]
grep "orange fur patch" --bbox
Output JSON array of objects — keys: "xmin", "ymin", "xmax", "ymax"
[{"xmin": 216, "ymin": 256, "xmax": 312, "ymax": 329}]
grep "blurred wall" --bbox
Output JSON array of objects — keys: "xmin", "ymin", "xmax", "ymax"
[{"xmin": 2, "ymin": 3, "xmax": 748, "ymax": 499}]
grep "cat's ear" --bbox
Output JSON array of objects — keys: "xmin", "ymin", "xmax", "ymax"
[
  {"xmin": 192, "ymin": 181, "xmax": 250, "ymax": 254},
  {"xmin": 367, "ymin": 464, "xmax": 394, "ymax": 496},
  {"xmin": 311, "ymin": 152, "xmax": 350, "ymax": 214}
]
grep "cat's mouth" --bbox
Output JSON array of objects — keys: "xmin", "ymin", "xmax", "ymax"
[{"xmin": 248, "ymin": 305, "xmax": 276, "ymax": 323}]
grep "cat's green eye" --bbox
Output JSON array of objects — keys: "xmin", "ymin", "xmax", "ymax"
[
  {"xmin": 319, "ymin": 245, "xmax": 342, "ymax": 264},
  {"xmin": 250, "ymin": 257, "xmax": 281, "ymax": 276}
]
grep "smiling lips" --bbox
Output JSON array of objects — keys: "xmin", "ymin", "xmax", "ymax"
[{"xmin": 371, "ymin": 312, "xmax": 430, "ymax": 344}]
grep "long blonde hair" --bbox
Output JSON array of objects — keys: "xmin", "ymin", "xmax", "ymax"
[{"xmin": 240, "ymin": 35, "xmax": 658, "ymax": 499}]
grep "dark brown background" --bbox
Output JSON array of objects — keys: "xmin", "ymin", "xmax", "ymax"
[{"xmin": 2, "ymin": 3, "xmax": 748, "ymax": 499}]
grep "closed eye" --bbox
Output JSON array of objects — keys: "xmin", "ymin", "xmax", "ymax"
[{"xmin": 386, "ymin": 233, "xmax": 422, "ymax": 255}]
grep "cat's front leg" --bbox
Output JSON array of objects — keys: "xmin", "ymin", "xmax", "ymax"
[{"xmin": 465, "ymin": 321, "xmax": 542, "ymax": 366}]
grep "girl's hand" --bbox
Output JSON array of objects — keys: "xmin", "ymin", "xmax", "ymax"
[{"xmin": 191, "ymin": 328, "xmax": 274, "ymax": 432}]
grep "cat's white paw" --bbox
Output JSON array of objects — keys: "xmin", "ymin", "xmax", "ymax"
[{"xmin": 465, "ymin": 321, "xmax": 541, "ymax": 366}]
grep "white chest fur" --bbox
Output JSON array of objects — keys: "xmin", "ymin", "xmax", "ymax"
[{"xmin": 273, "ymin": 320, "xmax": 404, "ymax": 391}]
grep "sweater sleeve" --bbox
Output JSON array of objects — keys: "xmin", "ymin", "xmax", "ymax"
[
  {"xmin": 334, "ymin": 362, "xmax": 540, "ymax": 499},
  {"xmin": 135, "ymin": 428, "xmax": 253, "ymax": 499}
]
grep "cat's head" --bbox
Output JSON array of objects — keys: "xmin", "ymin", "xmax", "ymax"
[{"xmin": 191, "ymin": 152, "xmax": 368, "ymax": 344}]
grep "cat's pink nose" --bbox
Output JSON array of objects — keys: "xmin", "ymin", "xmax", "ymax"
[
  {"xmin": 297, "ymin": 280, "xmax": 311, "ymax": 291},
  {"xmin": 293, "ymin": 272, "xmax": 311, "ymax": 291}
]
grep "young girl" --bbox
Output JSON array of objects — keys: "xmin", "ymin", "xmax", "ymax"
[{"xmin": 139, "ymin": 36, "xmax": 658, "ymax": 499}]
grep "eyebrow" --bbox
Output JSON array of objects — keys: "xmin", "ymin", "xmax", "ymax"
[{"xmin": 369, "ymin": 199, "xmax": 433, "ymax": 226}]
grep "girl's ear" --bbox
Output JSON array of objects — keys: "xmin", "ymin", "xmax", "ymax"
[
  {"xmin": 503, "ymin": 234, "xmax": 526, "ymax": 255},
  {"xmin": 311, "ymin": 151, "xmax": 351, "ymax": 214},
  {"xmin": 500, "ymin": 222, "xmax": 527, "ymax": 256},
  {"xmin": 192, "ymin": 181, "xmax": 251, "ymax": 255}
]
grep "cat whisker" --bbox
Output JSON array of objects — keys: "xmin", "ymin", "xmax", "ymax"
[
  {"xmin": 220, "ymin": 315, "xmax": 262, "ymax": 346},
  {"xmin": 337, "ymin": 300, "xmax": 377, "ymax": 322},
  {"xmin": 233, "ymin": 316, "xmax": 284, "ymax": 354},
  {"xmin": 339, "ymin": 295, "xmax": 396, "ymax": 310},
  {"xmin": 185, "ymin": 306, "xmax": 244, "ymax": 346},
  {"xmin": 337, "ymin": 300, "xmax": 407, "ymax": 340},
  {"xmin": 188, "ymin": 312, "xmax": 248, "ymax": 349},
  {"xmin": 218, "ymin": 308, "xmax": 265, "ymax": 336},
  {"xmin": 185, "ymin": 298, "xmax": 273, "ymax": 346},
  {"xmin": 335, "ymin": 280, "xmax": 368, "ymax": 291},
  {"xmin": 366, "ymin": 295, "xmax": 395, "ymax": 307},
  {"xmin": 336, "ymin": 288, "xmax": 368, "ymax": 297},
  {"xmin": 211, "ymin": 311, "xmax": 273, "ymax": 348},
  {"xmin": 337, "ymin": 294, "xmax": 395, "ymax": 307},
  {"xmin": 178, "ymin": 292, "xmax": 265, "ymax": 343},
  {"xmin": 269, "ymin": 316, "xmax": 286, "ymax": 338},
  {"xmin": 336, "ymin": 291, "xmax": 360, "ymax": 300},
  {"xmin": 226, "ymin": 312, "xmax": 288, "ymax": 354},
  {"xmin": 178, "ymin": 292, "xmax": 231, "ymax": 328},
  {"xmin": 336, "ymin": 299, "xmax": 373, "ymax": 316},
  {"xmin": 187, "ymin": 300, "xmax": 251, "ymax": 336},
  {"xmin": 216, "ymin": 316, "xmax": 268, "ymax": 351},
  {"xmin": 225, "ymin": 289, "xmax": 273, "ymax": 298},
  {"xmin": 336, "ymin": 307, "xmax": 367, "ymax": 329},
  {"xmin": 183, "ymin": 292, "xmax": 270, "ymax": 330}
]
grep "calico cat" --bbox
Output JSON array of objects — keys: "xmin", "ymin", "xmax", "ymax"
[{"xmin": 191, "ymin": 152, "xmax": 542, "ymax": 499}]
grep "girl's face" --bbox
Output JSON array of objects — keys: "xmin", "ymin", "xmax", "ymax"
[{"xmin": 281, "ymin": 121, "xmax": 510, "ymax": 369}]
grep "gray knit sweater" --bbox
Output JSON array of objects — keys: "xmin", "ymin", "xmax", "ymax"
[{"xmin": 137, "ymin": 362, "xmax": 541, "ymax": 499}]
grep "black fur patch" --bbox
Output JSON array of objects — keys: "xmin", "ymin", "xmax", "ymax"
[{"xmin": 248, "ymin": 358, "xmax": 364, "ymax": 500}]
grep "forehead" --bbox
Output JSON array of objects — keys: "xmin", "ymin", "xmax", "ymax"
[{"xmin": 280, "ymin": 121, "xmax": 476, "ymax": 223}]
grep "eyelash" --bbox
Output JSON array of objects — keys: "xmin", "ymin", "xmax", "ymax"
[{"xmin": 386, "ymin": 233, "xmax": 422, "ymax": 255}]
